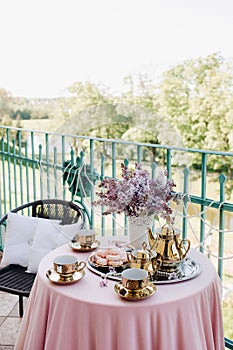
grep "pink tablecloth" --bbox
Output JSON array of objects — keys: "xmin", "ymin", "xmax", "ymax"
[{"xmin": 15, "ymin": 237, "xmax": 224, "ymax": 350}]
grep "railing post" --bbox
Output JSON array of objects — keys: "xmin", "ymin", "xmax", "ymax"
[
  {"xmin": 151, "ymin": 162, "xmax": 157, "ymax": 179},
  {"xmin": 200, "ymin": 153, "xmax": 207, "ymax": 253},
  {"xmin": 70, "ymin": 148, "xmax": 75, "ymax": 164},
  {"xmin": 30, "ymin": 131, "xmax": 37, "ymax": 201},
  {"xmin": 39, "ymin": 144, "xmax": 43, "ymax": 199},
  {"xmin": 218, "ymin": 173, "xmax": 226, "ymax": 280},
  {"xmin": 90, "ymin": 139, "xmax": 94, "ymax": 229},
  {"xmin": 112, "ymin": 142, "xmax": 116, "ymax": 236},
  {"xmin": 25, "ymin": 141, "xmax": 30, "ymax": 204},
  {"xmin": 123, "ymin": 159, "xmax": 129, "ymax": 236},
  {"xmin": 1, "ymin": 138, "xmax": 6, "ymax": 214},
  {"xmin": 62, "ymin": 135, "xmax": 66, "ymax": 200},
  {"xmin": 100, "ymin": 154, "xmax": 105, "ymax": 236},
  {"xmin": 0, "ymin": 142, "xmax": 2, "ymax": 250},
  {"xmin": 137, "ymin": 145, "xmax": 142, "ymax": 164},
  {"xmin": 166, "ymin": 148, "xmax": 171, "ymax": 179},
  {"xmin": 45, "ymin": 133, "xmax": 50, "ymax": 198},
  {"xmin": 69, "ymin": 148, "xmax": 75, "ymax": 202},
  {"xmin": 18, "ymin": 130, "xmax": 24, "ymax": 207},
  {"xmin": 12, "ymin": 140, "xmax": 17, "ymax": 208},
  {"xmin": 6, "ymin": 128, "xmax": 12, "ymax": 209},
  {"xmin": 182, "ymin": 167, "xmax": 189, "ymax": 239},
  {"xmin": 54, "ymin": 147, "xmax": 58, "ymax": 198}
]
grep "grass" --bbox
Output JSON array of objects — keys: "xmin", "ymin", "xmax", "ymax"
[
  {"xmin": 222, "ymin": 294, "xmax": 233, "ymax": 340},
  {"xmin": 221, "ymin": 272, "xmax": 233, "ymax": 341}
]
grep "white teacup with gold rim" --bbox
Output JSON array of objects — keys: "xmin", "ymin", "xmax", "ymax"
[
  {"xmin": 53, "ymin": 255, "xmax": 86, "ymax": 280},
  {"xmin": 75, "ymin": 229, "xmax": 96, "ymax": 248},
  {"xmin": 121, "ymin": 268, "xmax": 148, "ymax": 291}
]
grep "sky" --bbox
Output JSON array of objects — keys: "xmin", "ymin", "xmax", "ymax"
[{"xmin": 0, "ymin": 0, "xmax": 233, "ymax": 98}]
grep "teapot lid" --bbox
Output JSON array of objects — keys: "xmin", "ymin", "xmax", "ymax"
[
  {"xmin": 156, "ymin": 225, "xmax": 181, "ymax": 239},
  {"xmin": 161, "ymin": 225, "xmax": 174, "ymax": 236},
  {"xmin": 134, "ymin": 242, "xmax": 151, "ymax": 260}
]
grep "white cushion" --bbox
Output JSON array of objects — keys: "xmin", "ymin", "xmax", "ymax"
[
  {"xmin": 1, "ymin": 211, "xmax": 82, "ymax": 273},
  {"xmin": 27, "ymin": 221, "xmax": 82, "ymax": 273},
  {"xmin": 55, "ymin": 222, "xmax": 82, "ymax": 246},
  {"xmin": 26, "ymin": 220, "xmax": 59, "ymax": 273},
  {"xmin": 1, "ymin": 213, "xmax": 43, "ymax": 268}
]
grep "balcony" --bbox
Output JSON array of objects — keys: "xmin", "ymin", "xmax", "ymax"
[{"xmin": 0, "ymin": 125, "xmax": 233, "ymax": 348}]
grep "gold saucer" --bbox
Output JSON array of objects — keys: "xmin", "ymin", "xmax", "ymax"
[
  {"xmin": 46, "ymin": 268, "xmax": 85, "ymax": 285},
  {"xmin": 114, "ymin": 281, "xmax": 156, "ymax": 300},
  {"xmin": 69, "ymin": 240, "xmax": 100, "ymax": 252}
]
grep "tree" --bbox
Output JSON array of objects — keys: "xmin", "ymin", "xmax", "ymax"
[
  {"xmin": 58, "ymin": 81, "xmax": 110, "ymax": 120},
  {"xmin": 122, "ymin": 73, "xmax": 156, "ymax": 109},
  {"xmin": 158, "ymin": 52, "xmax": 233, "ymax": 172},
  {"xmin": 0, "ymin": 88, "xmax": 13, "ymax": 121},
  {"xmin": 57, "ymin": 77, "xmax": 183, "ymax": 162},
  {"xmin": 57, "ymin": 82, "xmax": 132, "ymax": 156},
  {"xmin": 119, "ymin": 74, "xmax": 184, "ymax": 162}
]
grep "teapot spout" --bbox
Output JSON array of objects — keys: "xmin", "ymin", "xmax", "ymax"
[{"xmin": 148, "ymin": 228, "xmax": 157, "ymax": 250}]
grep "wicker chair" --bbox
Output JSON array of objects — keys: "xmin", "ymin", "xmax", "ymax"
[{"xmin": 0, "ymin": 199, "xmax": 85, "ymax": 317}]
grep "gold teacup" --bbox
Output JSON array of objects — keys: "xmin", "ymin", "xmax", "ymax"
[
  {"xmin": 53, "ymin": 255, "xmax": 86, "ymax": 280},
  {"xmin": 122, "ymin": 268, "xmax": 148, "ymax": 291},
  {"xmin": 75, "ymin": 229, "xmax": 95, "ymax": 248}
]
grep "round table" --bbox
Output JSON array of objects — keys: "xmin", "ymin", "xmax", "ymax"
[{"xmin": 15, "ymin": 237, "xmax": 225, "ymax": 350}]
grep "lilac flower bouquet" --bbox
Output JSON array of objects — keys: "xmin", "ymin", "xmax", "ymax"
[{"xmin": 94, "ymin": 163, "xmax": 178, "ymax": 224}]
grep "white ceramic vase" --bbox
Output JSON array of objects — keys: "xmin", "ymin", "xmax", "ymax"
[{"xmin": 128, "ymin": 215, "xmax": 154, "ymax": 249}]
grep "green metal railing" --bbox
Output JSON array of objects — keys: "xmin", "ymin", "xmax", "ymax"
[{"xmin": 0, "ymin": 125, "xmax": 233, "ymax": 347}]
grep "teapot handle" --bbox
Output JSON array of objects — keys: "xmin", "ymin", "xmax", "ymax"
[
  {"xmin": 151, "ymin": 255, "xmax": 162, "ymax": 271},
  {"xmin": 179, "ymin": 239, "xmax": 190, "ymax": 259},
  {"xmin": 142, "ymin": 241, "xmax": 155, "ymax": 258},
  {"xmin": 142, "ymin": 241, "xmax": 147, "ymax": 250}
]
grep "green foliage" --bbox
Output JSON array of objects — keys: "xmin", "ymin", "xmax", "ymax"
[
  {"xmin": 158, "ymin": 52, "xmax": 233, "ymax": 171},
  {"xmin": 12, "ymin": 109, "xmax": 31, "ymax": 120},
  {"xmin": 122, "ymin": 73, "xmax": 156, "ymax": 109},
  {"xmin": 0, "ymin": 88, "xmax": 14, "ymax": 124},
  {"xmin": 58, "ymin": 81, "xmax": 110, "ymax": 120},
  {"xmin": 222, "ymin": 293, "xmax": 233, "ymax": 341},
  {"xmin": 0, "ymin": 95, "xmax": 59, "ymax": 122}
]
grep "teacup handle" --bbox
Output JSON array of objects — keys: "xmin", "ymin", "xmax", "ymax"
[
  {"xmin": 127, "ymin": 252, "xmax": 134, "ymax": 263},
  {"xmin": 75, "ymin": 261, "xmax": 86, "ymax": 272}
]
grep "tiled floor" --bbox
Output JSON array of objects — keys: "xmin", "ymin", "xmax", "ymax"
[
  {"xmin": 0, "ymin": 292, "xmax": 26, "ymax": 350},
  {"xmin": 0, "ymin": 249, "xmax": 26, "ymax": 350}
]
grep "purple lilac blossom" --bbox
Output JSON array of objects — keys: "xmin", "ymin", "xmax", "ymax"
[{"xmin": 93, "ymin": 163, "xmax": 178, "ymax": 224}]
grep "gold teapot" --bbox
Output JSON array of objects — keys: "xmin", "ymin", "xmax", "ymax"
[
  {"xmin": 148, "ymin": 225, "xmax": 190, "ymax": 273},
  {"xmin": 128, "ymin": 242, "xmax": 161, "ymax": 275}
]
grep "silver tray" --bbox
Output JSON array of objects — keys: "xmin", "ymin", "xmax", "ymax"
[{"xmin": 87, "ymin": 257, "xmax": 201, "ymax": 284}]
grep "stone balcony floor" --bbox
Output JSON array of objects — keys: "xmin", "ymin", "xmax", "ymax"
[{"xmin": 0, "ymin": 292, "xmax": 26, "ymax": 350}]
